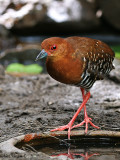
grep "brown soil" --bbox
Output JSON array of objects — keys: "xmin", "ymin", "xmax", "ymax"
[{"xmin": 0, "ymin": 71, "xmax": 120, "ymax": 159}]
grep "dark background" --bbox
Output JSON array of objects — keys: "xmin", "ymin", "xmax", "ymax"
[{"xmin": 0, "ymin": 0, "xmax": 120, "ymax": 48}]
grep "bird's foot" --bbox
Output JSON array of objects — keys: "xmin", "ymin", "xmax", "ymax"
[
  {"xmin": 51, "ymin": 122, "xmax": 73, "ymax": 139},
  {"xmin": 72, "ymin": 116, "xmax": 99, "ymax": 134}
]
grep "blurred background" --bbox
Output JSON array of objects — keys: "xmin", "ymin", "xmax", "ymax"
[
  {"xmin": 1, "ymin": 1, "xmax": 120, "ymax": 159},
  {"xmin": 0, "ymin": 0, "xmax": 120, "ymax": 74}
]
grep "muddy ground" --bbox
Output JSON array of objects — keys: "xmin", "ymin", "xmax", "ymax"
[{"xmin": 0, "ymin": 66, "xmax": 120, "ymax": 159}]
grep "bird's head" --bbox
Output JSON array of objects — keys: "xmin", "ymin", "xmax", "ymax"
[{"xmin": 35, "ymin": 37, "xmax": 70, "ymax": 61}]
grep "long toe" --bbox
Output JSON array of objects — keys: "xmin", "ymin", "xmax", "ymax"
[
  {"xmin": 50, "ymin": 123, "xmax": 73, "ymax": 139},
  {"xmin": 89, "ymin": 121, "xmax": 100, "ymax": 129},
  {"xmin": 50, "ymin": 125, "xmax": 69, "ymax": 132},
  {"xmin": 72, "ymin": 120, "xmax": 85, "ymax": 129},
  {"xmin": 72, "ymin": 117, "xmax": 99, "ymax": 133}
]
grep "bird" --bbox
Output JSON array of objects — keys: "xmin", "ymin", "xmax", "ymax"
[{"xmin": 35, "ymin": 37, "xmax": 115, "ymax": 139}]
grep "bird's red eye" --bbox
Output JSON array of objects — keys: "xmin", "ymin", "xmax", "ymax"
[{"xmin": 50, "ymin": 44, "xmax": 57, "ymax": 51}]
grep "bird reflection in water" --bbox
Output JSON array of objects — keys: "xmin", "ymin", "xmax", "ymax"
[{"xmin": 51, "ymin": 148, "xmax": 99, "ymax": 160}]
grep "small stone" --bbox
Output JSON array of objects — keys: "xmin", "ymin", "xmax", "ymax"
[{"xmin": 48, "ymin": 101, "xmax": 54, "ymax": 105}]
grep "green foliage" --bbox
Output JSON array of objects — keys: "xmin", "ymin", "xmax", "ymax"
[
  {"xmin": 115, "ymin": 52, "xmax": 120, "ymax": 59},
  {"xmin": 6, "ymin": 63, "xmax": 43, "ymax": 74},
  {"xmin": 111, "ymin": 45, "xmax": 120, "ymax": 59}
]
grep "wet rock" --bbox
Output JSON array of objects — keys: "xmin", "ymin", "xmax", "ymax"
[
  {"xmin": 0, "ymin": 44, "xmax": 45, "ymax": 70},
  {"xmin": 108, "ymin": 64, "xmax": 120, "ymax": 84},
  {"xmin": 0, "ymin": 0, "xmax": 47, "ymax": 29},
  {"xmin": 46, "ymin": 0, "xmax": 100, "ymax": 30},
  {"xmin": 0, "ymin": 0, "xmax": 100, "ymax": 33},
  {"xmin": 0, "ymin": 25, "xmax": 16, "ymax": 50},
  {"xmin": 0, "ymin": 65, "xmax": 5, "ymax": 78},
  {"xmin": 98, "ymin": 0, "xmax": 120, "ymax": 30},
  {"xmin": 0, "ymin": 47, "xmax": 39, "ymax": 63}
]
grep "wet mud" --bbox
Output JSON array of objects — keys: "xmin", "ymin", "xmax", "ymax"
[{"xmin": 0, "ymin": 69, "xmax": 120, "ymax": 159}]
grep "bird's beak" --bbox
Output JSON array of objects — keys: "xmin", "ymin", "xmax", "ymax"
[{"xmin": 35, "ymin": 49, "xmax": 48, "ymax": 61}]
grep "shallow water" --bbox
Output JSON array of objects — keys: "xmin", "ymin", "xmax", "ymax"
[{"xmin": 18, "ymin": 137, "xmax": 120, "ymax": 160}]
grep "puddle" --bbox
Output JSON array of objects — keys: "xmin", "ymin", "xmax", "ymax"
[{"xmin": 16, "ymin": 135, "xmax": 120, "ymax": 160}]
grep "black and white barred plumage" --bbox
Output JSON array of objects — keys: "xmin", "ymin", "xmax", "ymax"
[{"xmin": 75, "ymin": 52, "xmax": 114, "ymax": 90}]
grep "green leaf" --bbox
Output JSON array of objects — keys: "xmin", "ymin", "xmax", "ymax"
[
  {"xmin": 6, "ymin": 63, "xmax": 43, "ymax": 74},
  {"xmin": 111, "ymin": 45, "xmax": 120, "ymax": 59},
  {"xmin": 24, "ymin": 64, "xmax": 43, "ymax": 74}
]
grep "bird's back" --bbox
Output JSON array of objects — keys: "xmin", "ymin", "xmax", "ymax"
[{"xmin": 65, "ymin": 37, "xmax": 115, "ymax": 90}]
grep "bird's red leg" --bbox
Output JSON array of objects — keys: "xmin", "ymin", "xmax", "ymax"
[
  {"xmin": 72, "ymin": 88, "xmax": 99, "ymax": 133},
  {"xmin": 51, "ymin": 91, "xmax": 91, "ymax": 139}
]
